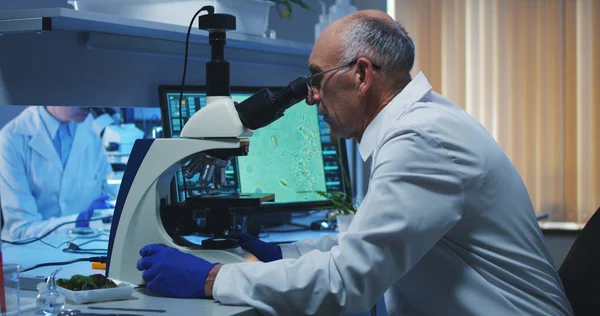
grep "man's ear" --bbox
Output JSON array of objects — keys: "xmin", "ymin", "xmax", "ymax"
[{"xmin": 355, "ymin": 57, "xmax": 374, "ymax": 96}]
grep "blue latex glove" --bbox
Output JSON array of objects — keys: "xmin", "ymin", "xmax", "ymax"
[
  {"xmin": 136, "ymin": 244, "xmax": 217, "ymax": 298},
  {"xmin": 75, "ymin": 194, "xmax": 112, "ymax": 227},
  {"xmin": 228, "ymin": 232, "xmax": 282, "ymax": 262}
]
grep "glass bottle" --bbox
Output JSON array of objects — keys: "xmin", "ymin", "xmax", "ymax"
[{"xmin": 36, "ymin": 268, "xmax": 65, "ymax": 315}]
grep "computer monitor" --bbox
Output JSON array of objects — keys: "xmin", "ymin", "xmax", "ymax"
[{"xmin": 158, "ymin": 85, "xmax": 352, "ymax": 213}]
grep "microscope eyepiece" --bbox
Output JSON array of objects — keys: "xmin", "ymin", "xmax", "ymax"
[
  {"xmin": 272, "ymin": 77, "xmax": 310, "ymax": 112},
  {"xmin": 235, "ymin": 77, "xmax": 309, "ymax": 130}
]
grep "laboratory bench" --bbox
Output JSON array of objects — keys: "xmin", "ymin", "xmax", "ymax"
[
  {"xmin": 6, "ymin": 232, "xmax": 255, "ymax": 315},
  {"xmin": 5, "ymin": 216, "xmax": 337, "ymax": 316},
  {"xmin": 16, "ymin": 284, "xmax": 258, "ymax": 316}
]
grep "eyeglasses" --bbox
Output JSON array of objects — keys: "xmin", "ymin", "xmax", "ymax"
[{"xmin": 305, "ymin": 59, "xmax": 381, "ymax": 92}]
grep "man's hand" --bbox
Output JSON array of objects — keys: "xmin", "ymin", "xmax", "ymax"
[
  {"xmin": 136, "ymin": 244, "xmax": 218, "ymax": 298},
  {"xmin": 228, "ymin": 232, "xmax": 282, "ymax": 262},
  {"xmin": 76, "ymin": 194, "xmax": 112, "ymax": 227}
]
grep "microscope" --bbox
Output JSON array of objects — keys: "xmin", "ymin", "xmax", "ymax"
[
  {"xmin": 106, "ymin": 6, "xmax": 309, "ymax": 285},
  {"xmin": 91, "ymin": 108, "xmax": 145, "ymax": 191}
]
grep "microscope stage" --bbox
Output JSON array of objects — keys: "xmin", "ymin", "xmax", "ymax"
[{"xmin": 186, "ymin": 193, "xmax": 275, "ymax": 209}]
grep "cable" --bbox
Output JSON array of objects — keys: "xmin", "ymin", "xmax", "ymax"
[
  {"xmin": 62, "ymin": 248, "xmax": 107, "ymax": 255},
  {"xmin": 38, "ymin": 233, "xmax": 108, "ymax": 250},
  {"xmin": 1, "ymin": 216, "xmax": 112, "ymax": 246},
  {"xmin": 63, "ymin": 249, "xmax": 107, "ymax": 255},
  {"xmin": 76, "ymin": 238, "xmax": 109, "ymax": 248},
  {"xmin": 21, "ymin": 256, "xmax": 107, "ymax": 273},
  {"xmin": 62, "ymin": 239, "xmax": 108, "ymax": 255},
  {"xmin": 56, "ymin": 234, "xmax": 109, "ymax": 249},
  {"xmin": 178, "ymin": 7, "xmax": 211, "ymax": 200}
]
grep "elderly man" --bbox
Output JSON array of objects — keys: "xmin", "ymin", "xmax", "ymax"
[{"xmin": 136, "ymin": 10, "xmax": 573, "ymax": 315}]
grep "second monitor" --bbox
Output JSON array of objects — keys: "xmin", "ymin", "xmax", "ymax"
[{"xmin": 158, "ymin": 85, "xmax": 352, "ymax": 211}]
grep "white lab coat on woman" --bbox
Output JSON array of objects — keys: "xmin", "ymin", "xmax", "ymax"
[
  {"xmin": 0, "ymin": 106, "xmax": 114, "ymax": 240},
  {"xmin": 212, "ymin": 73, "xmax": 573, "ymax": 315}
]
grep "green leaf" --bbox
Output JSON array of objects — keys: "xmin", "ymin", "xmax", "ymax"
[{"xmin": 294, "ymin": 147, "xmax": 359, "ymax": 215}]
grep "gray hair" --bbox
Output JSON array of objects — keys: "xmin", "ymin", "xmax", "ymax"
[{"xmin": 340, "ymin": 16, "xmax": 415, "ymax": 85}]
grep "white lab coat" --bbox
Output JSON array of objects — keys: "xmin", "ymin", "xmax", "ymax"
[
  {"xmin": 0, "ymin": 106, "xmax": 115, "ymax": 240},
  {"xmin": 212, "ymin": 73, "xmax": 573, "ymax": 315}
]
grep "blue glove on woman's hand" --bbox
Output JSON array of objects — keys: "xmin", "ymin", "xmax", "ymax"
[
  {"xmin": 228, "ymin": 232, "xmax": 282, "ymax": 262},
  {"xmin": 137, "ymin": 244, "xmax": 217, "ymax": 298},
  {"xmin": 76, "ymin": 194, "xmax": 112, "ymax": 227}
]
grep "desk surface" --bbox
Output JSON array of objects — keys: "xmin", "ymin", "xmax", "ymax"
[
  {"xmin": 539, "ymin": 221, "xmax": 584, "ymax": 232},
  {"xmin": 4, "ymin": 233, "xmax": 257, "ymax": 316},
  {"xmin": 5, "ymin": 218, "xmax": 336, "ymax": 316},
  {"xmin": 18, "ymin": 287, "xmax": 258, "ymax": 316}
]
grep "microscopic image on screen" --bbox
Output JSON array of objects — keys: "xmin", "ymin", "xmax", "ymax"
[
  {"xmin": 160, "ymin": 86, "xmax": 346, "ymax": 203},
  {"xmin": 231, "ymin": 94, "xmax": 327, "ymax": 203}
]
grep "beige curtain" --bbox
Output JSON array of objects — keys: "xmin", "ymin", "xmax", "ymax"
[{"xmin": 392, "ymin": 0, "xmax": 600, "ymax": 223}]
